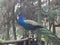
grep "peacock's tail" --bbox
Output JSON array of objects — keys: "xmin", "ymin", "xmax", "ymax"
[{"xmin": 38, "ymin": 28, "xmax": 60, "ymax": 45}]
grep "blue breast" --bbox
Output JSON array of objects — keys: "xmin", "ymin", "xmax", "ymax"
[{"xmin": 17, "ymin": 15, "xmax": 24, "ymax": 25}]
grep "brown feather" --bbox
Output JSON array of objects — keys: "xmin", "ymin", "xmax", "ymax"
[{"xmin": 24, "ymin": 20, "xmax": 43, "ymax": 26}]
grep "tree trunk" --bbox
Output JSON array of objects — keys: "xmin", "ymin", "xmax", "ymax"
[
  {"xmin": 12, "ymin": 20, "xmax": 17, "ymax": 40},
  {"xmin": 6, "ymin": 23, "xmax": 10, "ymax": 40},
  {"xmin": 12, "ymin": 5, "xmax": 17, "ymax": 40},
  {"xmin": 52, "ymin": 19, "xmax": 56, "ymax": 34},
  {"xmin": 37, "ymin": 0, "xmax": 42, "ymax": 45},
  {"xmin": 48, "ymin": 0, "xmax": 52, "ymax": 45},
  {"xmin": 6, "ymin": 11, "xmax": 10, "ymax": 40}
]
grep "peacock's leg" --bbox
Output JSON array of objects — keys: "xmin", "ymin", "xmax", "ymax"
[
  {"xmin": 23, "ymin": 30, "xmax": 29, "ymax": 45},
  {"xmin": 29, "ymin": 30, "xmax": 34, "ymax": 38},
  {"xmin": 23, "ymin": 30, "xmax": 29, "ymax": 38}
]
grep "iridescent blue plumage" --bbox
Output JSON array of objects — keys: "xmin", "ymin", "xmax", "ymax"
[
  {"xmin": 17, "ymin": 13, "xmax": 43, "ymax": 30},
  {"xmin": 17, "ymin": 14, "xmax": 24, "ymax": 25}
]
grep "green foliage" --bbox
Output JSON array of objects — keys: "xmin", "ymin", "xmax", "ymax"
[
  {"xmin": 0, "ymin": 34, "xmax": 5, "ymax": 40},
  {"xmin": 42, "ymin": 5, "xmax": 60, "ymax": 18}
]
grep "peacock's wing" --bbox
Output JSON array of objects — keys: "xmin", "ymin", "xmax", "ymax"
[{"xmin": 24, "ymin": 20, "xmax": 43, "ymax": 28}]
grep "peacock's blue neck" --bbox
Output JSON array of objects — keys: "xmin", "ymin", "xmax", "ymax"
[{"xmin": 17, "ymin": 15, "xmax": 24, "ymax": 25}]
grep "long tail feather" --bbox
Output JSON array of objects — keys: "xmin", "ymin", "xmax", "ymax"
[{"xmin": 40, "ymin": 28, "xmax": 60, "ymax": 45}]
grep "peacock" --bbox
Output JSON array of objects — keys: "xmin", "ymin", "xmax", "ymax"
[
  {"xmin": 17, "ymin": 13, "xmax": 60, "ymax": 45},
  {"xmin": 17, "ymin": 13, "xmax": 43, "ymax": 30}
]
